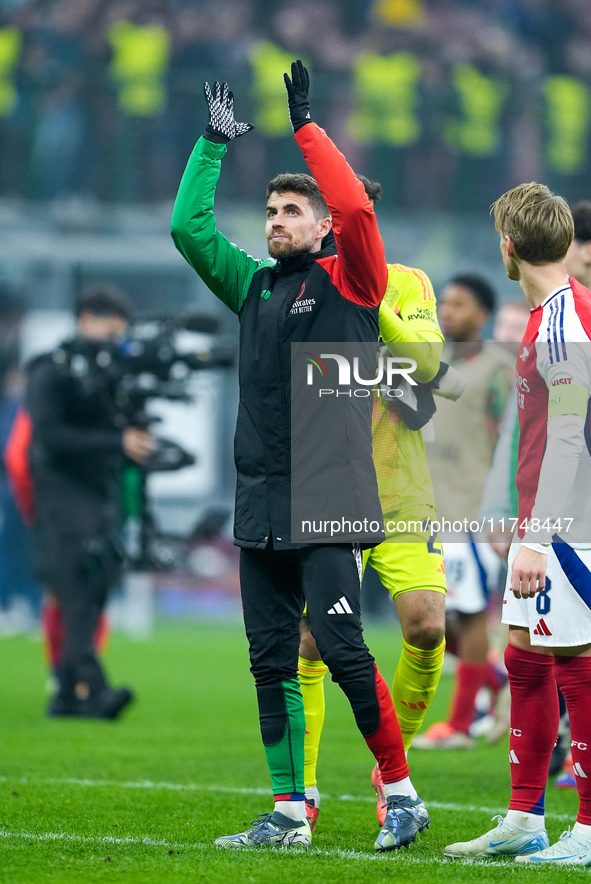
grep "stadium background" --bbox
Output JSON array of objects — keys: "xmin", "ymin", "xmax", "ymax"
[{"xmin": 0, "ymin": 2, "xmax": 589, "ymax": 880}]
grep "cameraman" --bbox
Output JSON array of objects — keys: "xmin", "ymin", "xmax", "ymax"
[{"xmin": 26, "ymin": 285, "xmax": 155, "ymax": 718}]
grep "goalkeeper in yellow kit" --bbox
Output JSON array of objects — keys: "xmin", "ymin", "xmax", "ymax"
[{"xmin": 299, "ymin": 176, "xmax": 447, "ymax": 830}]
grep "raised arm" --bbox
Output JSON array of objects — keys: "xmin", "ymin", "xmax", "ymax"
[
  {"xmin": 284, "ymin": 61, "xmax": 387, "ymax": 307},
  {"xmin": 171, "ymin": 82, "xmax": 273, "ymax": 314}
]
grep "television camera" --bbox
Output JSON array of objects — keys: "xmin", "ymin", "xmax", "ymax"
[{"xmin": 51, "ymin": 312, "xmax": 235, "ymax": 571}]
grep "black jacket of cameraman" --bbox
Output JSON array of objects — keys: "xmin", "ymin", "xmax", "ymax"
[
  {"xmin": 25, "ymin": 345, "xmax": 127, "ymax": 591},
  {"xmin": 26, "ymin": 348, "xmax": 124, "ymax": 497}
]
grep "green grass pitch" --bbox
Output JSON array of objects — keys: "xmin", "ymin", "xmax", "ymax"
[{"xmin": 0, "ymin": 619, "xmax": 585, "ymax": 883}]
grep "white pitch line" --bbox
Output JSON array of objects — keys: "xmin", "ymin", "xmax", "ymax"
[
  {"xmin": 0, "ymin": 830, "xmax": 185, "ymax": 848},
  {"xmin": 0, "ymin": 775, "xmax": 575, "ymax": 822},
  {"xmin": 0, "ymin": 775, "xmax": 267, "ymax": 797},
  {"xmin": 0, "ymin": 829, "xmax": 518, "ymax": 867}
]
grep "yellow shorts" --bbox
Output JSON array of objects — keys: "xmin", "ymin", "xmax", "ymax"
[{"xmin": 364, "ymin": 538, "xmax": 447, "ymax": 601}]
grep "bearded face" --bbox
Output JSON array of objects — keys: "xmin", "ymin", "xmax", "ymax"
[{"xmin": 265, "ymin": 191, "xmax": 328, "ymax": 259}]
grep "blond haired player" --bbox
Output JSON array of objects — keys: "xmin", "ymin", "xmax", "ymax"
[
  {"xmin": 299, "ymin": 175, "xmax": 447, "ymax": 830},
  {"xmin": 446, "ymin": 183, "xmax": 591, "ymax": 865}
]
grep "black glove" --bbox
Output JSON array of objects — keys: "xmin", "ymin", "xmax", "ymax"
[
  {"xmin": 283, "ymin": 59, "xmax": 312, "ymax": 132},
  {"xmin": 203, "ymin": 81, "xmax": 253, "ymax": 144}
]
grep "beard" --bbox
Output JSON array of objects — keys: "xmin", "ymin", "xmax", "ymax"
[
  {"xmin": 268, "ymin": 238, "xmax": 302, "ymax": 260},
  {"xmin": 268, "ymin": 239, "xmax": 294, "ymax": 259},
  {"xmin": 267, "ymin": 232, "xmax": 316, "ymax": 260}
]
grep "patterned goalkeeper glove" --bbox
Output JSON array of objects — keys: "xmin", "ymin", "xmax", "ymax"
[
  {"xmin": 283, "ymin": 59, "xmax": 312, "ymax": 132},
  {"xmin": 203, "ymin": 81, "xmax": 253, "ymax": 144}
]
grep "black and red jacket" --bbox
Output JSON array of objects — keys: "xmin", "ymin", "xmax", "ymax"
[{"xmin": 171, "ymin": 123, "xmax": 387, "ymax": 548}]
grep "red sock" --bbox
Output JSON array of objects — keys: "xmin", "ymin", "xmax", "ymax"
[
  {"xmin": 506, "ymin": 645, "xmax": 558, "ymax": 814},
  {"xmin": 41, "ymin": 597, "xmax": 64, "ymax": 668},
  {"xmin": 448, "ymin": 661, "xmax": 488, "ymax": 733},
  {"xmin": 554, "ymin": 655, "xmax": 591, "ymax": 825},
  {"xmin": 365, "ymin": 665, "xmax": 409, "ymax": 784}
]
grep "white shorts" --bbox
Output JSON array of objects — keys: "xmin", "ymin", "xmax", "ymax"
[
  {"xmin": 442, "ymin": 534, "xmax": 501, "ymax": 614},
  {"xmin": 502, "ymin": 540, "xmax": 591, "ymax": 647}
]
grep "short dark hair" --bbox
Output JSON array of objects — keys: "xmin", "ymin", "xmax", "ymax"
[
  {"xmin": 571, "ymin": 201, "xmax": 591, "ymax": 243},
  {"xmin": 357, "ymin": 174, "xmax": 382, "ymax": 205},
  {"xmin": 449, "ymin": 273, "xmax": 496, "ymax": 314},
  {"xmin": 75, "ymin": 284, "xmax": 134, "ymax": 322},
  {"xmin": 266, "ymin": 173, "xmax": 329, "ymax": 220}
]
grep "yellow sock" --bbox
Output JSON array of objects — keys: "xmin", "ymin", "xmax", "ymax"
[
  {"xmin": 391, "ymin": 638, "xmax": 445, "ymax": 751},
  {"xmin": 298, "ymin": 656, "xmax": 329, "ymax": 791}
]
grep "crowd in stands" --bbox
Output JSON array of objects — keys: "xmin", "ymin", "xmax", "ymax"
[{"xmin": 0, "ymin": 0, "xmax": 590, "ymax": 209}]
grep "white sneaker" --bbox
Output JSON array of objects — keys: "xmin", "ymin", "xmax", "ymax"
[
  {"xmin": 214, "ymin": 811, "xmax": 311, "ymax": 850},
  {"xmin": 514, "ymin": 829, "xmax": 591, "ymax": 865},
  {"xmin": 445, "ymin": 814, "xmax": 549, "ymax": 858}
]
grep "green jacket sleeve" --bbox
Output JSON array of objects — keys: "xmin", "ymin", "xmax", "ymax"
[{"xmin": 171, "ymin": 137, "xmax": 274, "ymax": 314}]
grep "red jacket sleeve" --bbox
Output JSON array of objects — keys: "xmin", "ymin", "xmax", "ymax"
[
  {"xmin": 294, "ymin": 123, "xmax": 387, "ymax": 307},
  {"xmin": 4, "ymin": 407, "xmax": 35, "ymax": 526}
]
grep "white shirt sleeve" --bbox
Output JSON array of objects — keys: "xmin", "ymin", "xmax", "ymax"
[{"xmin": 524, "ymin": 341, "xmax": 591, "ymax": 544}]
